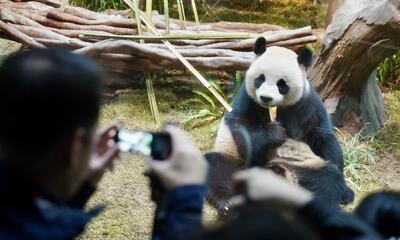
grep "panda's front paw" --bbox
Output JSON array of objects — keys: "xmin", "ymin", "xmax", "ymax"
[
  {"xmin": 340, "ymin": 185, "xmax": 355, "ymax": 205},
  {"xmin": 266, "ymin": 122, "xmax": 287, "ymax": 148}
]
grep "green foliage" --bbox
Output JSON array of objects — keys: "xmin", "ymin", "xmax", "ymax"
[
  {"xmin": 371, "ymin": 91, "xmax": 400, "ymax": 156},
  {"xmin": 184, "ymin": 72, "xmax": 243, "ymax": 134},
  {"xmin": 377, "ymin": 51, "xmax": 400, "ymax": 91},
  {"xmin": 339, "ymin": 130, "xmax": 376, "ymax": 189}
]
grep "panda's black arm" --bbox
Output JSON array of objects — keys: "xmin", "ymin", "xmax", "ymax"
[
  {"xmin": 227, "ymin": 118, "xmax": 286, "ymax": 165},
  {"xmin": 309, "ymin": 130, "xmax": 344, "ymax": 172}
]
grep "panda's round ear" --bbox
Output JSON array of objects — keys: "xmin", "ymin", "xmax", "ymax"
[
  {"xmin": 297, "ymin": 47, "xmax": 313, "ymax": 68},
  {"xmin": 253, "ymin": 37, "xmax": 267, "ymax": 56}
]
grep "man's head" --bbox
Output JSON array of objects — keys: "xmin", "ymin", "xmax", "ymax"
[{"xmin": 0, "ymin": 49, "xmax": 104, "ymax": 199}]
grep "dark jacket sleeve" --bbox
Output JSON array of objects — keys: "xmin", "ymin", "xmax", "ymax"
[
  {"xmin": 153, "ymin": 185, "xmax": 206, "ymax": 240},
  {"xmin": 68, "ymin": 181, "xmax": 97, "ymax": 209},
  {"xmin": 298, "ymin": 199, "xmax": 383, "ymax": 240}
]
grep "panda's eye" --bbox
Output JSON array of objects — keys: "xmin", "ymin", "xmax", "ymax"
[
  {"xmin": 277, "ymin": 79, "xmax": 289, "ymax": 94},
  {"xmin": 254, "ymin": 74, "xmax": 265, "ymax": 89}
]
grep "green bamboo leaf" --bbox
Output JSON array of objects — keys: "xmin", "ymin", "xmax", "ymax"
[{"xmin": 192, "ymin": 90, "xmax": 216, "ymax": 109}]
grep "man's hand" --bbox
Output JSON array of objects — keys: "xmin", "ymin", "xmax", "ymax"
[
  {"xmin": 87, "ymin": 123, "xmax": 120, "ymax": 186},
  {"xmin": 148, "ymin": 125, "xmax": 208, "ymax": 191},
  {"xmin": 230, "ymin": 167, "xmax": 313, "ymax": 210}
]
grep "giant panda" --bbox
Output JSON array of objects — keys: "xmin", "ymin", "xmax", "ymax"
[{"xmin": 206, "ymin": 37, "xmax": 354, "ymax": 214}]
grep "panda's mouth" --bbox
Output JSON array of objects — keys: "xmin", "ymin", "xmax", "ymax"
[{"xmin": 259, "ymin": 102, "xmax": 277, "ymax": 108}]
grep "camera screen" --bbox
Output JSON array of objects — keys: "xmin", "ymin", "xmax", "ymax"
[{"xmin": 117, "ymin": 129, "xmax": 153, "ymax": 156}]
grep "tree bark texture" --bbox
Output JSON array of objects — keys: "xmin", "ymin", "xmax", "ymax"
[{"xmin": 310, "ymin": 0, "xmax": 399, "ymax": 133}]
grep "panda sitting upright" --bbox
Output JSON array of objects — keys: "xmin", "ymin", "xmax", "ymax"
[{"xmin": 206, "ymin": 37, "xmax": 354, "ymax": 213}]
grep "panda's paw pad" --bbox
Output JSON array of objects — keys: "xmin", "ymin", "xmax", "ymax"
[{"xmin": 266, "ymin": 122, "xmax": 287, "ymax": 147}]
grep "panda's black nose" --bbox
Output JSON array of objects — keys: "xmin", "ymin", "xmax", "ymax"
[{"xmin": 260, "ymin": 96, "xmax": 273, "ymax": 103}]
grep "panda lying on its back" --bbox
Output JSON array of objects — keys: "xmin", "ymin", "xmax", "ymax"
[{"xmin": 206, "ymin": 37, "xmax": 354, "ymax": 214}]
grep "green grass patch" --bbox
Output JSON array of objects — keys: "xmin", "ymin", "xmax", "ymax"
[
  {"xmin": 377, "ymin": 52, "xmax": 400, "ymax": 91},
  {"xmin": 371, "ymin": 91, "xmax": 400, "ymax": 157}
]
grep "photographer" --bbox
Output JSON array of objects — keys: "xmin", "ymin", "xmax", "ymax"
[{"xmin": 0, "ymin": 49, "xmax": 120, "ymax": 239}]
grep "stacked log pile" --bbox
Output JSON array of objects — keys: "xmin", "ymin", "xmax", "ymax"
[{"xmin": 0, "ymin": 0, "xmax": 318, "ymax": 74}]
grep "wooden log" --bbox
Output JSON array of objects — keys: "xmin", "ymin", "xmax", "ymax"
[
  {"xmin": 200, "ymin": 26, "xmax": 314, "ymax": 50},
  {"xmin": 0, "ymin": 7, "xmax": 43, "ymax": 27},
  {"xmin": 267, "ymin": 35, "xmax": 318, "ymax": 47},
  {"xmin": 34, "ymin": 37, "xmax": 87, "ymax": 49},
  {"xmin": 9, "ymin": 8, "xmax": 137, "ymax": 35},
  {"xmin": 0, "ymin": 9, "xmax": 90, "ymax": 47},
  {"xmin": 63, "ymin": 6, "xmax": 171, "ymax": 30},
  {"xmin": 0, "ymin": 1, "xmax": 54, "ymax": 11},
  {"xmin": 94, "ymin": 52, "xmax": 252, "ymax": 72},
  {"xmin": 46, "ymin": 10, "xmax": 137, "ymax": 28},
  {"xmin": 309, "ymin": 0, "xmax": 400, "ymax": 133},
  {"xmin": 0, "ymin": 19, "xmax": 44, "ymax": 48},
  {"xmin": 49, "ymin": 28, "xmax": 114, "ymax": 39},
  {"xmin": 10, "ymin": 24, "xmax": 90, "ymax": 47}
]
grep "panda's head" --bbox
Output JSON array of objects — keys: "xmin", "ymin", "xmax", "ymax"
[{"xmin": 245, "ymin": 37, "xmax": 313, "ymax": 108}]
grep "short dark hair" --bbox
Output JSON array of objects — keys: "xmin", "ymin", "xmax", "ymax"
[
  {"xmin": 355, "ymin": 191, "xmax": 400, "ymax": 238},
  {"xmin": 0, "ymin": 49, "xmax": 103, "ymax": 160}
]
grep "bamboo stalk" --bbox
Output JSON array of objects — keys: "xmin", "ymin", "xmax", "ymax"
[
  {"xmin": 123, "ymin": 0, "xmax": 232, "ymax": 112},
  {"xmin": 163, "ymin": 0, "xmax": 170, "ymax": 34},
  {"xmin": 145, "ymin": 0, "xmax": 152, "ymax": 32},
  {"xmin": 190, "ymin": 0, "xmax": 200, "ymax": 33},
  {"xmin": 131, "ymin": 0, "xmax": 143, "ymax": 44},
  {"xmin": 140, "ymin": 0, "xmax": 160, "ymax": 124},
  {"xmin": 176, "ymin": 0, "xmax": 184, "ymax": 30},
  {"xmin": 179, "ymin": 0, "xmax": 186, "ymax": 29},
  {"xmin": 146, "ymin": 73, "xmax": 161, "ymax": 125},
  {"xmin": 80, "ymin": 32, "xmax": 255, "ymax": 40}
]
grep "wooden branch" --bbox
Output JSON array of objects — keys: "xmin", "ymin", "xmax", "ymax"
[
  {"xmin": 95, "ymin": 52, "xmax": 251, "ymax": 72},
  {"xmin": 74, "ymin": 39, "xmax": 255, "ymax": 60},
  {"xmin": 0, "ymin": 1, "xmax": 54, "ymax": 11},
  {"xmin": 46, "ymin": 10, "xmax": 137, "ymax": 28},
  {"xmin": 10, "ymin": 24, "xmax": 90, "ymax": 47},
  {"xmin": 200, "ymin": 26, "xmax": 314, "ymax": 50},
  {"xmin": 0, "ymin": 19, "xmax": 44, "ymax": 48},
  {"xmin": 9, "ymin": 8, "xmax": 137, "ymax": 35}
]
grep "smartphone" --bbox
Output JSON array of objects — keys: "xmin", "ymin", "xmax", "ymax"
[{"xmin": 115, "ymin": 129, "xmax": 172, "ymax": 160}]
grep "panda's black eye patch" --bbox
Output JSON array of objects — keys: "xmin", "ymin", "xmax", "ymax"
[
  {"xmin": 254, "ymin": 74, "xmax": 265, "ymax": 89},
  {"xmin": 277, "ymin": 79, "xmax": 289, "ymax": 94}
]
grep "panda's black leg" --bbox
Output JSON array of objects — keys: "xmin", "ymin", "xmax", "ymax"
[
  {"xmin": 205, "ymin": 152, "xmax": 245, "ymax": 216},
  {"xmin": 296, "ymin": 163, "xmax": 354, "ymax": 206}
]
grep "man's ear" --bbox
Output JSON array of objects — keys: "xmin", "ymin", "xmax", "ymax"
[
  {"xmin": 297, "ymin": 47, "xmax": 313, "ymax": 68},
  {"xmin": 66, "ymin": 128, "xmax": 86, "ymax": 168},
  {"xmin": 253, "ymin": 37, "xmax": 267, "ymax": 56}
]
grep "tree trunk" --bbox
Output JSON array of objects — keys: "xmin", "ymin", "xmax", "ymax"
[{"xmin": 310, "ymin": 0, "xmax": 400, "ymax": 134}]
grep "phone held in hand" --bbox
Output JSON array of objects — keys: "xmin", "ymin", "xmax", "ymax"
[{"xmin": 115, "ymin": 129, "xmax": 172, "ymax": 160}]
